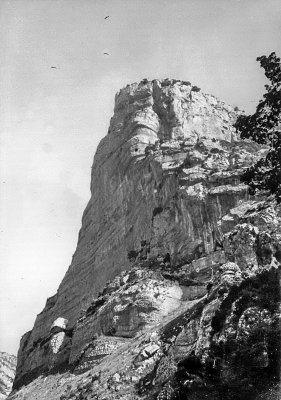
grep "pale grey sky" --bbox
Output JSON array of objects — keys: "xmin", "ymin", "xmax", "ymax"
[{"xmin": 0, "ymin": 0, "xmax": 281, "ymax": 355}]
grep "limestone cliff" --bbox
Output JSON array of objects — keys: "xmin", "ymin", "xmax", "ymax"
[
  {"xmin": 11, "ymin": 79, "xmax": 280, "ymax": 400},
  {"xmin": 0, "ymin": 352, "xmax": 16, "ymax": 399}
]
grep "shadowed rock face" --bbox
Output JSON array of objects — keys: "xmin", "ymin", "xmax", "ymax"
[{"xmin": 13, "ymin": 79, "xmax": 268, "ymax": 391}]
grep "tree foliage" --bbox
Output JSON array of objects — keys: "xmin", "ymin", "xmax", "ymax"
[{"xmin": 234, "ymin": 52, "xmax": 281, "ymax": 202}]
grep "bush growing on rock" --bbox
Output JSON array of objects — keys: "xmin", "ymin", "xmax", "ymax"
[
  {"xmin": 141, "ymin": 78, "xmax": 148, "ymax": 84},
  {"xmin": 191, "ymin": 86, "xmax": 201, "ymax": 92},
  {"xmin": 235, "ymin": 52, "xmax": 281, "ymax": 202}
]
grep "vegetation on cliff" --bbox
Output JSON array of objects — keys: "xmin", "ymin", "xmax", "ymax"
[
  {"xmin": 235, "ymin": 52, "xmax": 281, "ymax": 202},
  {"xmin": 9, "ymin": 79, "xmax": 280, "ymax": 400}
]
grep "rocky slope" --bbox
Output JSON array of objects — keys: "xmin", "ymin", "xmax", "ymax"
[
  {"xmin": 0, "ymin": 352, "xmax": 16, "ymax": 399},
  {"xmin": 10, "ymin": 79, "xmax": 280, "ymax": 399}
]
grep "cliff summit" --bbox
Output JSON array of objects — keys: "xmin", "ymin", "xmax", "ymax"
[{"xmin": 10, "ymin": 79, "xmax": 280, "ymax": 400}]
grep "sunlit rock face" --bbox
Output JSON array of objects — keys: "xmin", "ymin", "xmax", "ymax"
[
  {"xmin": 13, "ymin": 79, "xmax": 267, "ymax": 391},
  {"xmin": 0, "ymin": 352, "xmax": 16, "ymax": 399}
]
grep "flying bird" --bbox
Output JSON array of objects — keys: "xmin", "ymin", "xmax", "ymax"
[
  {"xmin": 104, "ymin": 15, "xmax": 109, "ymax": 19},
  {"xmin": 51, "ymin": 66, "xmax": 57, "ymax": 69},
  {"xmin": 104, "ymin": 52, "xmax": 109, "ymax": 55}
]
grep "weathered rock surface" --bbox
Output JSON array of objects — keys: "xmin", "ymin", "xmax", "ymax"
[
  {"xmin": 9, "ymin": 199, "xmax": 281, "ymax": 400},
  {"xmin": 0, "ymin": 352, "xmax": 16, "ymax": 399},
  {"xmin": 10, "ymin": 79, "xmax": 280, "ymax": 399}
]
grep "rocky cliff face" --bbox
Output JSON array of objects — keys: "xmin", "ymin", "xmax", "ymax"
[
  {"xmin": 11, "ymin": 79, "xmax": 280, "ymax": 400},
  {"xmin": 0, "ymin": 352, "xmax": 16, "ymax": 399}
]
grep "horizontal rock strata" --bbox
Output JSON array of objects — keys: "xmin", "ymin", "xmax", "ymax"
[
  {"xmin": 13, "ymin": 79, "xmax": 271, "ymax": 395},
  {"xmin": 9, "ymin": 199, "xmax": 281, "ymax": 400}
]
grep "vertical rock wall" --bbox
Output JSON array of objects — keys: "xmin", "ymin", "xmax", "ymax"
[{"xmin": 13, "ymin": 79, "xmax": 266, "ymax": 389}]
